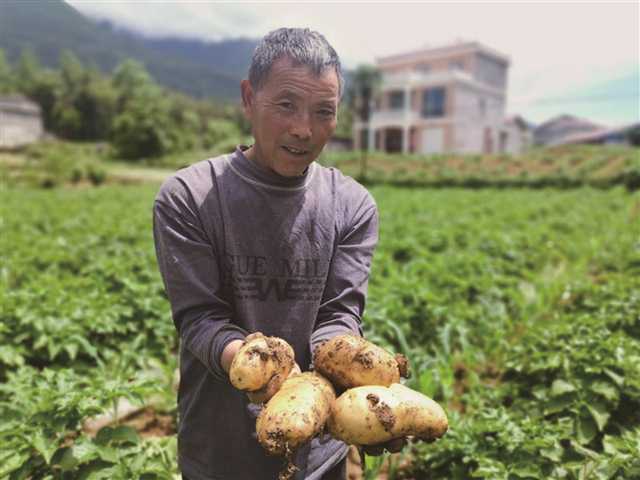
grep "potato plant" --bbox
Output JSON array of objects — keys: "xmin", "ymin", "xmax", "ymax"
[{"xmin": 0, "ymin": 177, "xmax": 638, "ymax": 479}]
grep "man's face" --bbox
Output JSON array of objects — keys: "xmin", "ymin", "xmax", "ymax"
[{"xmin": 241, "ymin": 57, "xmax": 340, "ymax": 177}]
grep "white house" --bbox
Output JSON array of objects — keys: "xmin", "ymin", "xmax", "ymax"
[
  {"xmin": 354, "ymin": 41, "xmax": 531, "ymax": 155},
  {"xmin": 0, "ymin": 95, "xmax": 43, "ymax": 149}
]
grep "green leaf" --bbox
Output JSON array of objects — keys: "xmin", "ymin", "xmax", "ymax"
[
  {"xmin": 418, "ymin": 370, "xmax": 437, "ymax": 398},
  {"xmin": 603, "ymin": 368, "xmax": 624, "ymax": 387},
  {"xmin": 95, "ymin": 445, "xmax": 118, "ymax": 463},
  {"xmin": 576, "ymin": 416, "xmax": 597, "ymax": 445},
  {"xmin": 544, "ymin": 393, "xmax": 575, "ymax": 415},
  {"xmin": 58, "ymin": 447, "xmax": 78, "ymax": 471},
  {"xmin": 64, "ymin": 343, "xmax": 78, "ymax": 360},
  {"xmin": 551, "ymin": 379, "xmax": 576, "ymax": 396},
  {"xmin": 78, "ymin": 462, "xmax": 120, "ymax": 480},
  {"xmin": 510, "ymin": 463, "xmax": 543, "ymax": 478},
  {"xmin": 571, "ymin": 440, "xmax": 600, "ymax": 460},
  {"xmin": 31, "ymin": 430, "xmax": 59, "ymax": 465},
  {"xmin": 95, "ymin": 425, "xmax": 139, "ymax": 445},
  {"xmin": 587, "ymin": 401, "xmax": 611, "ymax": 432},
  {"xmin": 540, "ymin": 442, "xmax": 564, "ymax": 462},
  {"xmin": 0, "ymin": 451, "xmax": 30, "ymax": 476},
  {"xmin": 58, "ymin": 440, "xmax": 99, "ymax": 471},
  {"xmin": 590, "ymin": 380, "xmax": 619, "ymax": 403}
]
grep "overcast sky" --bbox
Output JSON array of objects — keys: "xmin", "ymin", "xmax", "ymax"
[{"xmin": 67, "ymin": 1, "xmax": 639, "ymax": 126}]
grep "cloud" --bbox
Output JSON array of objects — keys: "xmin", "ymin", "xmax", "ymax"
[{"xmin": 66, "ymin": 1, "xmax": 639, "ymax": 124}]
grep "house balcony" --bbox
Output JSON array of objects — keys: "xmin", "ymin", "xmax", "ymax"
[
  {"xmin": 380, "ymin": 70, "xmax": 504, "ymax": 97},
  {"xmin": 381, "ymin": 69, "xmax": 474, "ymax": 90},
  {"xmin": 367, "ymin": 109, "xmax": 420, "ymax": 129}
]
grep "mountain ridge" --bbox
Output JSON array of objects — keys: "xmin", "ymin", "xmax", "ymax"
[{"xmin": 0, "ymin": 0, "xmax": 258, "ymax": 100}]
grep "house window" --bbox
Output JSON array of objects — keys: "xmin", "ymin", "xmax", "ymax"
[
  {"xmin": 422, "ymin": 87, "xmax": 446, "ymax": 118},
  {"xmin": 449, "ymin": 60, "xmax": 464, "ymax": 71},
  {"xmin": 389, "ymin": 90, "xmax": 405, "ymax": 110}
]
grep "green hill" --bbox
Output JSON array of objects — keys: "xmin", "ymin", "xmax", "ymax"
[{"xmin": 0, "ymin": 0, "xmax": 257, "ymax": 100}]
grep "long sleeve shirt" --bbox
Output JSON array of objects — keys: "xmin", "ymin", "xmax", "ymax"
[{"xmin": 152, "ymin": 146, "xmax": 378, "ymax": 480}]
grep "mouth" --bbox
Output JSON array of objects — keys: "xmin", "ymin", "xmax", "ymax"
[{"xmin": 282, "ymin": 145, "xmax": 310, "ymax": 156}]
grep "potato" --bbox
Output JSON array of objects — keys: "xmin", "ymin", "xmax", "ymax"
[
  {"xmin": 328, "ymin": 383, "xmax": 448, "ymax": 446},
  {"xmin": 313, "ymin": 334, "xmax": 410, "ymax": 390},
  {"xmin": 229, "ymin": 332, "xmax": 295, "ymax": 393},
  {"xmin": 247, "ymin": 363, "xmax": 301, "ymax": 404},
  {"xmin": 256, "ymin": 372, "xmax": 336, "ymax": 457}
]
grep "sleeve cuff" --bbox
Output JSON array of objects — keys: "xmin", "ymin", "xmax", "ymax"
[{"xmin": 209, "ymin": 325, "xmax": 248, "ymax": 381}]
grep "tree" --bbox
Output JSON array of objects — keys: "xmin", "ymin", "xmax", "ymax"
[
  {"xmin": 348, "ymin": 65, "xmax": 381, "ymax": 179},
  {"xmin": 59, "ymin": 50, "xmax": 85, "ymax": 96},
  {"xmin": 112, "ymin": 59, "xmax": 154, "ymax": 112},
  {"xmin": 50, "ymin": 51, "xmax": 116, "ymax": 140},
  {"xmin": 0, "ymin": 49, "xmax": 14, "ymax": 93},
  {"xmin": 15, "ymin": 48, "xmax": 42, "ymax": 94},
  {"xmin": 110, "ymin": 60, "xmax": 176, "ymax": 159},
  {"xmin": 334, "ymin": 103, "xmax": 353, "ymax": 139}
]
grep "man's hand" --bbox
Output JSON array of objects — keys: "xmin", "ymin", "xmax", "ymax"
[
  {"xmin": 225, "ymin": 332, "xmax": 297, "ymax": 404},
  {"xmin": 361, "ymin": 437, "xmax": 407, "ymax": 456},
  {"xmin": 246, "ymin": 362, "xmax": 301, "ymax": 404},
  {"xmin": 221, "ymin": 339, "xmax": 245, "ymax": 373}
]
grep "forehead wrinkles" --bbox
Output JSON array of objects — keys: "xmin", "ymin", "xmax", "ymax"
[{"xmin": 265, "ymin": 65, "xmax": 338, "ymax": 102}]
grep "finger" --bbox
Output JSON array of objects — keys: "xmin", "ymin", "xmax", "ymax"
[
  {"xmin": 362, "ymin": 445, "xmax": 385, "ymax": 456},
  {"xmin": 384, "ymin": 437, "xmax": 407, "ymax": 453},
  {"xmin": 245, "ymin": 332, "xmax": 264, "ymax": 342},
  {"xmin": 247, "ymin": 373, "xmax": 283, "ymax": 404}
]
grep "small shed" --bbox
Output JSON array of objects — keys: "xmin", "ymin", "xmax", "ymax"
[
  {"xmin": 0, "ymin": 95, "xmax": 43, "ymax": 149},
  {"xmin": 500, "ymin": 115, "xmax": 533, "ymax": 155}
]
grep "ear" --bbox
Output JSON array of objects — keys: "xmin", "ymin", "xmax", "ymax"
[{"xmin": 240, "ymin": 80, "xmax": 254, "ymax": 120}]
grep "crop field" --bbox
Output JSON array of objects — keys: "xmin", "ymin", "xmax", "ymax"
[
  {"xmin": 1, "ymin": 182, "xmax": 639, "ymax": 479},
  {"xmin": 321, "ymin": 145, "xmax": 640, "ymax": 191}
]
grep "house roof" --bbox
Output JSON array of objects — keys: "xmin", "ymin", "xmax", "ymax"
[
  {"xmin": 0, "ymin": 94, "xmax": 41, "ymax": 115},
  {"xmin": 535, "ymin": 114, "xmax": 604, "ymax": 135},
  {"xmin": 376, "ymin": 41, "xmax": 510, "ymax": 68},
  {"xmin": 553, "ymin": 122, "xmax": 640, "ymax": 145},
  {"xmin": 533, "ymin": 114, "xmax": 605, "ymax": 145}
]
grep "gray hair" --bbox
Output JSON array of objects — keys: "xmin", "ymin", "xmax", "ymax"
[{"xmin": 248, "ymin": 27, "xmax": 344, "ymax": 98}]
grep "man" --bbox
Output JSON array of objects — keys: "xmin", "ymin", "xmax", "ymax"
[{"xmin": 153, "ymin": 28, "xmax": 401, "ymax": 480}]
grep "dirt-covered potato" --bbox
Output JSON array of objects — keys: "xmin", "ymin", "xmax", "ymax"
[
  {"xmin": 229, "ymin": 332, "xmax": 295, "ymax": 394},
  {"xmin": 328, "ymin": 383, "xmax": 448, "ymax": 446},
  {"xmin": 313, "ymin": 334, "xmax": 409, "ymax": 390},
  {"xmin": 246, "ymin": 363, "xmax": 301, "ymax": 404},
  {"xmin": 256, "ymin": 372, "xmax": 336, "ymax": 457}
]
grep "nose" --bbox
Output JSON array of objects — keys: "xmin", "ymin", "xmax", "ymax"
[{"xmin": 289, "ymin": 111, "xmax": 312, "ymax": 141}]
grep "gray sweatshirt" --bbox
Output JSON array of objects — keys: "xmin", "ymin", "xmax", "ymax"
[{"xmin": 152, "ymin": 146, "xmax": 378, "ymax": 480}]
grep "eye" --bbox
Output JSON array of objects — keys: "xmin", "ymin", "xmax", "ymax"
[
  {"xmin": 318, "ymin": 109, "xmax": 335, "ymax": 117},
  {"xmin": 278, "ymin": 101, "xmax": 294, "ymax": 111}
]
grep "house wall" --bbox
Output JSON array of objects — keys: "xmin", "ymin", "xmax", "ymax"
[
  {"xmin": 471, "ymin": 53, "xmax": 508, "ymax": 90},
  {"xmin": 452, "ymin": 85, "xmax": 505, "ymax": 153},
  {"xmin": 415, "ymin": 124, "xmax": 453, "ymax": 154},
  {"xmin": 0, "ymin": 108, "xmax": 43, "ymax": 149},
  {"xmin": 500, "ymin": 124, "xmax": 532, "ymax": 155},
  {"xmin": 370, "ymin": 42, "xmax": 511, "ymax": 155}
]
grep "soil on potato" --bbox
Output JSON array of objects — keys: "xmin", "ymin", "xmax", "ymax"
[{"xmin": 366, "ymin": 394, "xmax": 396, "ymax": 432}]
